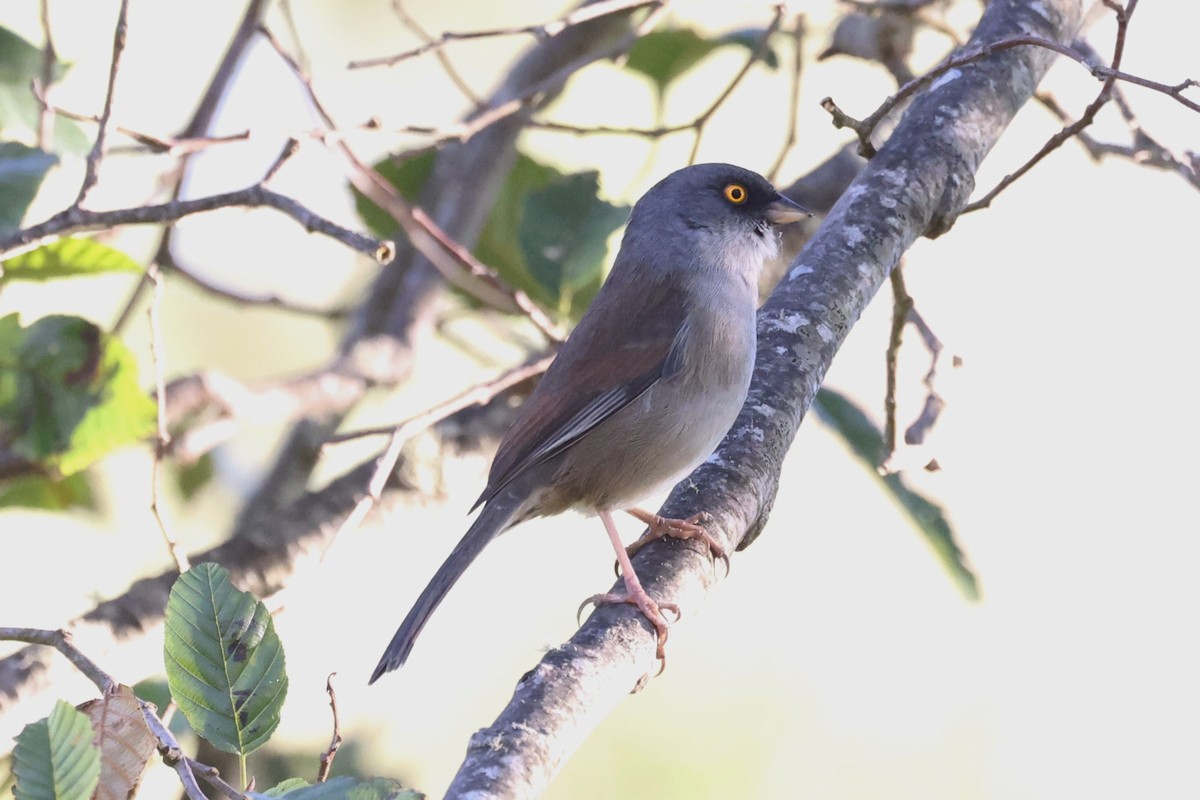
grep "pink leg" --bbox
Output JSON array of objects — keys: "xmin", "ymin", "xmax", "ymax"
[{"xmin": 580, "ymin": 510, "xmax": 679, "ymax": 661}]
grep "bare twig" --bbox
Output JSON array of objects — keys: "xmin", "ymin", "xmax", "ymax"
[
  {"xmin": 109, "ymin": 0, "xmax": 272, "ymax": 336},
  {"xmin": 75, "ymin": 0, "xmax": 130, "ymax": 206},
  {"xmin": 0, "ymin": 628, "xmax": 116, "ymax": 694},
  {"xmin": 823, "ymin": 7, "xmax": 1196, "ymax": 159},
  {"xmin": 36, "ymin": 0, "xmax": 57, "ymax": 149},
  {"xmin": 903, "ymin": 306, "xmax": 956, "ymax": 450},
  {"xmin": 316, "ymin": 674, "xmax": 342, "ymax": 783},
  {"xmin": 159, "ymin": 246, "xmax": 352, "ymax": 318},
  {"xmin": 390, "ymin": 0, "xmax": 482, "ymax": 106},
  {"xmin": 327, "ymin": 353, "xmax": 554, "ymax": 547},
  {"xmin": 883, "ymin": 264, "xmax": 913, "ymax": 461},
  {"xmin": 138, "ymin": 705, "xmax": 208, "ymax": 800},
  {"xmin": 147, "ymin": 266, "xmax": 189, "ymax": 573},
  {"xmin": 32, "ymin": 89, "xmax": 253, "ymax": 157},
  {"xmin": 0, "ymin": 185, "xmax": 394, "ymax": 263},
  {"xmin": 964, "ymin": 0, "xmax": 1138, "ymax": 210},
  {"xmin": 185, "ymin": 758, "xmax": 245, "ymax": 800},
  {"xmin": 768, "ymin": 14, "xmax": 807, "ymax": 183},
  {"xmin": 350, "ymin": 0, "xmax": 659, "ymax": 69},
  {"xmin": 259, "ymin": 25, "xmax": 565, "ymax": 343},
  {"xmin": 687, "ymin": 4, "xmax": 786, "ymax": 163}
]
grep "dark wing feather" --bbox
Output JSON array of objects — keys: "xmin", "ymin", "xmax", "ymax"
[{"xmin": 475, "ymin": 262, "xmax": 688, "ymax": 508}]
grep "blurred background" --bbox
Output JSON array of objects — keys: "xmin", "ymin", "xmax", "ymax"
[{"xmin": 1, "ymin": 0, "xmax": 1198, "ymax": 798}]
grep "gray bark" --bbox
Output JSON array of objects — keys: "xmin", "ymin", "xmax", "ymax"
[{"xmin": 442, "ymin": 1, "xmax": 1084, "ymax": 797}]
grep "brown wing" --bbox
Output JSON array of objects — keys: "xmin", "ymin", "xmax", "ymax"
[{"xmin": 475, "ymin": 264, "xmax": 689, "ymax": 508}]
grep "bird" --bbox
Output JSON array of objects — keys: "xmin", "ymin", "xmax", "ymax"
[{"xmin": 370, "ymin": 163, "xmax": 809, "ymax": 683}]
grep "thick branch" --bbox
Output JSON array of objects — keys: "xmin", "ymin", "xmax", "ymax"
[{"xmin": 442, "ymin": 1, "xmax": 1084, "ymax": 797}]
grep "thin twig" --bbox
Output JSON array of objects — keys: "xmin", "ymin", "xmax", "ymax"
[
  {"xmin": 0, "ymin": 628, "xmax": 116, "ymax": 693},
  {"xmin": 259, "ymin": 25, "xmax": 566, "ymax": 343},
  {"xmin": 883, "ymin": 264, "xmax": 912, "ymax": 461},
  {"xmin": 37, "ymin": 0, "xmax": 57, "ymax": 149},
  {"xmin": 964, "ymin": 0, "xmax": 1139, "ymax": 211},
  {"xmin": 75, "ymin": 0, "xmax": 131, "ymax": 206},
  {"xmin": 822, "ymin": 7, "xmax": 1196, "ymax": 159},
  {"xmin": 769, "ymin": 14, "xmax": 807, "ymax": 183},
  {"xmin": 903, "ymin": 306, "xmax": 956, "ymax": 450},
  {"xmin": 185, "ymin": 758, "xmax": 245, "ymax": 800},
  {"xmin": 159, "ymin": 246, "xmax": 352, "ymax": 318},
  {"xmin": 688, "ymin": 4, "xmax": 786, "ymax": 164},
  {"xmin": 147, "ymin": 265, "xmax": 190, "ymax": 573},
  {"xmin": 0, "ymin": 184, "xmax": 394, "ymax": 263},
  {"xmin": 391, "ymin": 0, "xmax": 482, "ymax": 106},
  {"xmin": 108, "ymin": 0, "xmax": 272, "ymax": 336},
  {"xmin": 350, "ymin": 0, "xmax": 659, "ymax": 69},
  {"xmin": 316, "ymin": 674, "xmax": 342, "ymax": 783},
  {"xmin": 138, "ymin": 703, "xmax": 208, "ymax": 800},
  {"xmin": 326, "ymin": 354, "xmax": 554, "ymax": 547},
  {"xmin": 31, "ymin": 89, "xmax": 253, "ymax": 156}
]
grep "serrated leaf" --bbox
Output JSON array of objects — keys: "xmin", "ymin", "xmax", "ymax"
[
  {"xmin": 164, "ymin": 562, "xmax": 288, "ymax": 755},
  {"xmin": 0, "ymin": 470, "xmax": 96, "ymax": 510},
  {"xmin": 12, "ymin": 700, "xmax": 101, "ymax": 800},
  {"xmin": 813, "ymin": 387, "xmax": 979, "ymax": 600},
  {"xmin": 0, "ymin": 142, "xmax": 57, "ymax": 234},
  {"xmin": 268, "ymin": 775, "xmax": 421, "ymax": 800},
  {"xmin": 625, "ymin": 26, "xmax": 778, "ymax": 97},
  {"xmin": 518, "ymin": 170, "xmax": 628, "ymax": 315},
  {"xmin": 1, "ymin": 238, "xmax": 143, "ymax": 284},
  {"xmin": 0, "ymin": 314, "xmax": 157, "ymax": 476},
  {"xmin": 77, "ymin": 685, "xmax": 157, "ymax": 800}
]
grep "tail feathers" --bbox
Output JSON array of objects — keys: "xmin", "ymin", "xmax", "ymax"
[{"xmin": 369, "ymin": 492, "xmax": 524, "ymax": 683}]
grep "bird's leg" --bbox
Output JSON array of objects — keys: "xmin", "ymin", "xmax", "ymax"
[
  {"xmin": 624, "ymin": 508, "xmax": 729, "ymax": 575},
  {"xmin": 580, "ymin": 510, "xmax": 679, "ymax": 661}
]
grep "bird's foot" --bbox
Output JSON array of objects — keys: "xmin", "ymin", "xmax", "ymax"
[
  {"xmin": 624, "ymin": 509, "xmax": 730, "ymax": 576},
  {"xmin": 578, "ymin": 584, "xmax": 680, "ymax": 663}
]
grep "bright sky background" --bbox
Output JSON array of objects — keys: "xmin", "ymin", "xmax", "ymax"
[{"xmin": 2, "ymin": 1, "xmax": 1198, "ymax": 799}]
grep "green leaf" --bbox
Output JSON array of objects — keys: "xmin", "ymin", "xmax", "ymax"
[
  {"xmin": 813, "ymin": 387, "xmax": 980, "ymax": 600},
  {"xmin": 0, "ymin": 27, "xmax": 87, "ymax": 153},
  {"xmin": 718, "ymin": 28, "xmax": 781, "ymax": 68},
  {"xmin": 625, "ymin": 26, "xmax": 778, "ymax": 97},
  {"xmin": 351, "ymin": 150, "xmax": 436, "ymax": 240},
  {"xmin": 352, "ymin": 151, "xmax": 627, "ymax": 320},
  {"xmin": 260, "ymin": 778, "xmax": 311, "ymax": 797},
  {"xmin": 518, "ymin": 170, "xmax": 629, "ymax": 315},
  {"xmin": 0, "ymin": 314, "xmax": 157, "ymax": 476},
  {"xmin": 0, "ymin": 470, "xmax": 96, "ymax": 510},
  {"xmin": 0, "ymin": 141, "xmax": 57, "ymax": 234},
  {"xmin": 174, "ymin": 452, "xmax": 215, "ymax": 500},
  {"xmin": 1, "ymin": 238, "xmax": 143, "ymax": 284},
  {"xmin": 0, "ymin": 27, "xmax": 68, "ymax": 86},
  {"xmin": 11, "ymin": 700, "xmax": 102, "ymax": 800},
  {"xmin": 266, "ymin": 775, "xmax": 421, "ymax": 800},
  {"xmin": 164, "ymin": 562, "xmax": 288, "ymax": 755}
]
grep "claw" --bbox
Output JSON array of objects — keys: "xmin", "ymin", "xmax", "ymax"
[
  {"xmin": 625, "ymin": 509, "xmax": 730, "ymax": 577},
  {"xmin": 580, "ymin": 591, "xmax": 678, "ymax": 660}
]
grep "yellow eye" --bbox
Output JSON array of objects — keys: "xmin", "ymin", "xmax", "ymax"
[{"xmin": 723, "ymin": 183, "xmax": 748, "ymax": 204}]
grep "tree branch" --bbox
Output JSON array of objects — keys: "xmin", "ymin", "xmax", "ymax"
[
  {"xmin": 0, "ymin": 184, "xmax": 393, "ymax": 263},
  {"xmin": 441, "ymin": 1, "xmax": 1085, "ymax": 796}
]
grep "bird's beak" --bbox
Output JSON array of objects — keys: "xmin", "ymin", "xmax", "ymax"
[{"xmin": 766, "ymin": 194, "xmax": 812, "ymax": 225}]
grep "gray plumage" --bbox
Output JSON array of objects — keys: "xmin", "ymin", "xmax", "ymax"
[{"xmin": 370, "ymin": 163, "xmax": 806, "ymax": 682}]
